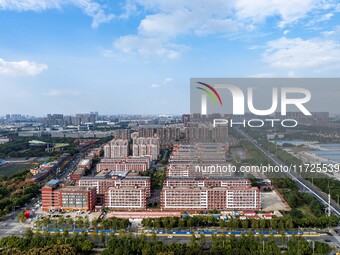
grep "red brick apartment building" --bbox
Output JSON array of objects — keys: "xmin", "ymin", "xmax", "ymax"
[
  {"xmin": 42, "ymin": 179, "xmax": 96, "ymax": 212},
  {"xmin": 161, "ymin": 186, "xmax": 260, "ymax": 211},
  {"xmin": 164, "ymin": 178, "xmax": 251, "ymax": 188},
  {"xmin": 96, "ymin": 156, "xmax": 150, "ymax": 172},
  {"xmin": 76, "ymin": 171, "xmax": 150, "ymax": 205},
  {"xmin": 167, "ymin": 143, "xmax": 230, "ymax": 178},
  {"xmin": 105, "ymin": 186, "xmax": 146, "ymax": 210}
]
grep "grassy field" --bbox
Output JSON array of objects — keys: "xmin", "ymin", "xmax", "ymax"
[
  {"xmin": 298, "ymin": 204, "xmax": 316, "ymax": 217},
  {"xmin": 0, "ymin": 163, "xmax": 35, "ymax": 176}
]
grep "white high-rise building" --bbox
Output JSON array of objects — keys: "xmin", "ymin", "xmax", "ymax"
[
  {"xmin": 132, "ymin": 136, "xmax": 160, "ymax": 160},
  {"xmin": 110, "ymin": 139, "xmax": 129, "ymax": 158},
  {"xmin": 104, "ymin": 144, "xmax": 111, "ymax": 158}
]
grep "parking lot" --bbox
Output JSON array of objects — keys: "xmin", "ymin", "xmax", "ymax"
[{"xmin": 34, "ymin": 207, "xmax": 102, "ymax": 222}]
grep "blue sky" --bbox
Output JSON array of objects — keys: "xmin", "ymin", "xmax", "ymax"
[{"xmin": 0, "ymin": 0, "xmax": 339, "ymax": 116}]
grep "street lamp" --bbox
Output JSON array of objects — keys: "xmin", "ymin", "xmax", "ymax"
[{"xmin": 262, "ymin": 240, "xmax": 265, "ymax": 253}]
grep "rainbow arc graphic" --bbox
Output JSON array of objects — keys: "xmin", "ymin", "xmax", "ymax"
[{"xmin": 196, "ymin": 82, "xmax": 223, "ymax": 106}]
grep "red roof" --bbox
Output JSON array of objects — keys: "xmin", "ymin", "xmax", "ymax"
[
  {"xmin": 247, "ymin": 215, "xmax": 260, "ymax": 219},
  {"xmin": 244, "ymin": 211, "xmax": 256, "ymax": 215},
  {"xmin": 263, "ymin": 214, "xmax": 273, "ymax": 218}
]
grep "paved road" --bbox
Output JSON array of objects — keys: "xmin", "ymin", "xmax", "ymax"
[
  {"xmin": 57, "ymin": 153, "xmax": 83, "ymax": 180},
  {"xmin": 236, "ymin": 128, "xmax": 340, "ymax": 217},
  {"xmin": 0, "ymin": 219, "xmax": 28, "ymax": 237},
  {"xmin": 0, "ymin": 195, "xmax": 39, "ymax": 238}
]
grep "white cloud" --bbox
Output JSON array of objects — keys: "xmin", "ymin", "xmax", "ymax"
[
  {"xmin": 0, "ymin": 58, "xmax": 47, "ymax": 75},
  {"xmin": 135, "ymin": 1, "xmax": 243, "ymax": 38},
  {"xmin": 322, "ymin": 26, "xmax": 340, "ymax": 39},
  {"xmin": 0, "ymin": 0, "xmax": 60, "ymax": 11},
  {"xmin": 74, "ymin": 0, "xmax": 114, "ymax": 28},
  {"xmin": 119, "ymin": 0, "xmax": 138, "ymax": 19},
  {"xmin": 139, "ymin": 10, "xmax": 194, "ymax": 38},
  {"xmin": 263, "ymin": 37, "xmax": 340, "ymax": 71},
  {"xmin": 150, "ymin": 83, "xmax": 160, "ymax": 88},
  {"xmin": 113, "ymin": 0, "xmax": 338, "ymax": 59},
  {"xmin": 323, "ymin": 13, "xmax": 334, "ymax": 20},
  {"xmin": 113, "ymin": 1, "xmax": 238, "ymax": 59},
  {"xmin": 0, "ymin": 0, "xmax": 114, "ymax": 28},
  {"xmin": 235, "ymin": 0, "xmax": 331, "ymax": 28},
  {"xmin": 150, "ymin": 78, "xmax": 173, "ymax": 89},
  {"xmin": 163, "ymin": 77, "xmax": 172, "ymax": 84},
  {"xmin": 43, "ymin": 89, "xmax": 79, "ymax": 96},
  {"xmin": 288, "ymin": 70, "xmax": 296, "ymax": 77},
  {"xmin": 323, "ymin": 30, "xmax": 335, "ymax": 36},
  {"xmin": 113, "ymin": 35, "xmax": 181, "ymax": 59}
]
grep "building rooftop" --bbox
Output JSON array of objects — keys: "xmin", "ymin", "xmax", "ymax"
[
  {"xmin": 79, "ymin": 172, "xmax": 150, "ymax": 181},
  {"xmin": 46, "ymin": 179, "xmax": 60, "ymax": 186},
  {"xmin": 60, "ymin": 186, "xmax": 95, "ymax": 192},
  {"xmin": 109, "ymin": 171, "xmax": 129, "ymax": 178},
  {"xmin": 79, "ymin": 159, "xmax": 91, "ymax": 166},
  {"xmin": 107, "ymin": 186, "xmax": 145, "ymax": 191},
  {"xmin": 73, "ymin": 169, "xmax": 85, "ymax": 174},
  {"xmin": 54, "ymin": 143, "xmax": 70, "ymax": 148},
  {"xmin": 29, "ymin": 140, "xmax": 47, "ymax": 145},
  {"xmin": 166, "ymin": 177, "xmax": 250, "ymax": 181},
  {"xmin": 163, "ymin": 185, "xmax": 257, "ymax": 190}
]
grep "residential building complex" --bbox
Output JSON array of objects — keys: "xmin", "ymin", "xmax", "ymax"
[
  {"xmin": 113, "ymin": 129, "xmax": 131, "ymax": 140},
  {"xmin": 132, "ymin": 136, "xmax": 160, "ymax": 160},
  {"xmin": 164, "ymin": 178, "xmax": 251, "ymax": 188},
  {"xmin": 106, "ymin": 139, "xmax": 129, "ymax": 158},
  {"xmin": 60, "ymin": 186, "xmax": 97, "ymax": 211},
  {"xmin": 184, "ymin": 123, "xmax": 228, "ymax": 143},
  {"xmin": 157, "ymin": 127, "xmax": 181, "ymax": 144},
  {"xmin": 77, "ymin": 171, "xmax": 150, "ymax": 205},
  {"xmin": 167, "ymin": 143, "xmax": 230, "ymax": 177},
  {"xmin": 274, "ymin": 111, "xmax": 330, "ymax": 127},
  {"xmin": 105, "ymin": 186, "xmax": 147, "ymax": 209},
  {"xmin": 42, "ymin": 180, "xmax": 96, "ymax": 212},
  {"xmin": 161, "ymin": 185, "xmax": 260, "ymax": 211},
  {"xmin": 137, "ymin": 127, "xmax": 154, "ymax": 138},
  {"xmin": 96, "ymin": 157, "xmax": 150, "ymax": 172}
]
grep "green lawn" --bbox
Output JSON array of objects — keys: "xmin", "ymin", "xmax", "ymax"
[
  {"xmin": 297, "ymin": 204, "xmax": 316, "ymax": 217},
  {"xmin": 0, "ymin": 163, "xmax": 35, "ymax": 176}
]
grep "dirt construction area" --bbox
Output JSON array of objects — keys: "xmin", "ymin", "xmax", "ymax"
[{"xmin": 261, "ymin": 191, "xmax": 290, "ymax": 211}]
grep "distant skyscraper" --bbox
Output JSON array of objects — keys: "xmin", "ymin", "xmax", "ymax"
[
  {"xmin": 182, "ymin": 114, "xmax": 190, "ymax": 127},
  {"xmin": 138, "ymin": 128, "xmax": 154, "ymax": 138},
  {"xmin": 47, "ymin": 114, "xmax": 64, "ymax": 127},
  {"xmin": 156, "ymin": 127, "xmax": 181, "ymax": 144},
  {"xmin": 114, "ymin": 129, "xmax": 131, "ymax": 140}
]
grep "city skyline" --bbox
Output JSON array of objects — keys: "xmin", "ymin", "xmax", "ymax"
[{"xmin": 0, "ymin": 1, "xmax": 340, "ymax": 115}]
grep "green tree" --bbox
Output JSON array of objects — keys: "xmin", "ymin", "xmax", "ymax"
[
  {"xmin": 189, "ymin": 233, "xmax": 198, "ymax": 248},
  {"xmin": 81, "ymin": 239, "xmax": 94, "ymax": 253},
  {"xmin": 150, "ymin": 232, "xmax": 157, "ymax": 243},
  {"xmin": 100, "ymin": 232, "xmax": 106, "ymax": 247},
  {"xmin": 16, "ymin": 212, "xmax": 25, "ymax": 223},
  {"xmin": 242, "ymin": 219, "xmax": 249, "ymax": 229},
  {"xmin": 198, "ymin": 233, "xmax": 206, "ymax": 248}
]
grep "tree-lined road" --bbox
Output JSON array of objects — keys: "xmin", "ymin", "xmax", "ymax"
[{"xmin": 236, "ymin": 128, "xmax": 340, "ymax": 217}]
